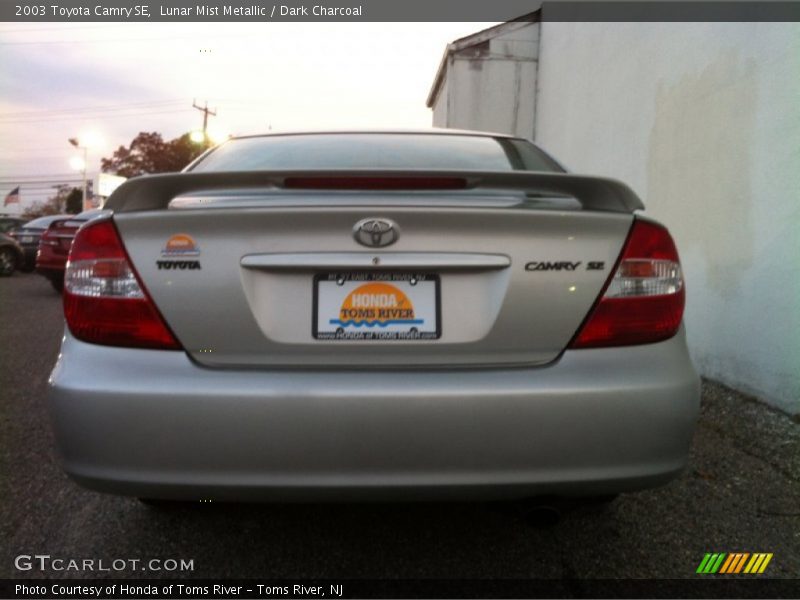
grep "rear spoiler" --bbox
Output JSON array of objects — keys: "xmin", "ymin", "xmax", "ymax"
[
  {"xmin": 104, "ymin": 170, "xmax": 645, "ymax": 214},
  {"xmin": 44, "ymin": 218, "xmax": 74, "ymax": 230}
]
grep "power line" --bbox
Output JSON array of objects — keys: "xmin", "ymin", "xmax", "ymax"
[
  {"xmin": 1, "ymin": 181, "xmax": 84, "ymax": 186},
  {"xmin": 11, "ymin": 186, "xmax": 83, "ymax": 191},
  {"xmin": 0, "ymin": 108, "xmax": 192, "ymax": 124},
  {"xmin": 0, "ymin": 31, "xmax": 254, "ymax": 45},
  {"xmin": 1, "ymin": 154, "xmax": 85, "ymax": 159},
  {"xmin": 0, "ymin": 24, "xmax": 135, "ymax": 34},
  {"xmin": 3, "ymin": 178, "xmax": 84, "ymax": 181},
  {"xmin": 0, "ymin": 107, "xmax": 191, "ymax": 122},
  {"xmin": 1, "ymin": 148, "xmax": 99, "ymax": 153},
  {"xmin": 7, "ymin": 190, "xmax": 80, "ymax": 194},
  {"xmin": 0, "ymin": 171, "xmax": 90, "ymax": 176},
  {"xmin": 0, "ymin": 98, "xmax": 270, "ymax": 121},
  {"xmin": 0, "ymin": 99, "xmax": 185, "ymax": 118},
  {"xmin": 2, "ymin": 182, "xmax": 77, "ymax": 186},
  {"xmin": 0, "ymin": 174, "xmax": 84, "ymax": 179}
]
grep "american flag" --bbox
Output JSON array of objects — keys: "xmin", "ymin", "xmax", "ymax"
[{"xmin": 3, "ymin": 186, "xmax": 20, "ymax": 206}]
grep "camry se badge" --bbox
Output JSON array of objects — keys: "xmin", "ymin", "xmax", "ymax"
[
  {"xmin": 526, "ymin": 261, "xmax": 582, "ymax": 271},
  {"xmin": 353, "ymin": 218, "xmax": 399, "ymax": 248},
  {"xmin": 525, "ymin": 261, "xmax": 605, "ymax": 271}
]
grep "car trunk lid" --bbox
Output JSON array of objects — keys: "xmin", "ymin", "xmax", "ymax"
[{"xmin": 114, "ymin": 200, "xmax": 633, "ymax": 368}]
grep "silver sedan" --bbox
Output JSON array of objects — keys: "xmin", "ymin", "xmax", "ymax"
[{"xmin": 48, "ymin": 131, "xmax": 699, "ymax": 502}]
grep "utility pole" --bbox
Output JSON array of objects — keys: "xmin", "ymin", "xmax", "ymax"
[
  {"xmin": 192, "ymin": 99, "xmax": 217, "ymax": 135},
  {"xmin": 68, "ymin": 137, "xmax": 89, "ymax": 211}
]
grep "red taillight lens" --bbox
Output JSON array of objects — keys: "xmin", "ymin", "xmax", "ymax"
[
  {"xmin": 283, "ymin": 177, "xmax": 468, "ymax": 190},
  {"xmin": 570, "ymin": 219, "xmax": 685, "ymax": 349},
  {"xmin": 39, "ymin": 226, "xmax": 60, "ymax": 247},
  {"xmin": 64, "ymin": 219, "xmax": 181, "ymax": 350}
]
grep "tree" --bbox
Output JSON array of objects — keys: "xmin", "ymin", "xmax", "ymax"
[
  {"xmin": 101, "ymin": 132, "xmax": 209, "ymax": 177},
  {"xmin": 64, "ymin": 188, "xmax": 82, "ymax": 213},
  {"xmin": 21, "ymin": 197, "xmax": 61, "ymax": 220},
  {"xmin": 21, "ymin": 185, "xmax": 81, "ymax": 219}
]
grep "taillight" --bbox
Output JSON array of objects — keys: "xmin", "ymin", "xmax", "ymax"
[
  {"xmin": 39, "ymin": 228, "xmax": 59, "ymax": 247},
  {"xmin": 570, "ymin": 219, "xmax": 685, "ymax": 348},
  {"xmin": 64, "ymin": 218, "xmax": 181, "ymax": 350},
  {"xmin": 283, "ymin": 177, "xmax": 468, "ymax": 190}
]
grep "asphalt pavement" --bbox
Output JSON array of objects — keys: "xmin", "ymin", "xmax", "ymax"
[{"xmin": 1, "ymin": 272, "xmax": 798, "ymax": 583}]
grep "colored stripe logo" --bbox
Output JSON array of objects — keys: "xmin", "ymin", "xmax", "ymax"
[{"xmin": 696, "ymin": 553, "xmax": 773, "ymax": 574}]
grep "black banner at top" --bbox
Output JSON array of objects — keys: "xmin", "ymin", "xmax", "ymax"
[{"xmin": 2, "ymin": 1, "xmax": 800, "ymax": 22}]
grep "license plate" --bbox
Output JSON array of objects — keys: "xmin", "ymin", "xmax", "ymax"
[
  {"xmin": 20, "ymin": 236, "xmax": 33, "ymax": 244},
  {"xmin": 314, "ymin": 272, "xmax": 440, "ymax": 341}
]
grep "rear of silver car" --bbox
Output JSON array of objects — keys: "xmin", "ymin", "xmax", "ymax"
[{"xmin": 47, "ymin": 132, "xmax": 699, "ymax": 501}]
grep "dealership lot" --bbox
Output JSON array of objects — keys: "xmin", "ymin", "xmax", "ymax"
[{"xmin": 1, "ymin": 273, "xmax": 797, "ymax": 580}]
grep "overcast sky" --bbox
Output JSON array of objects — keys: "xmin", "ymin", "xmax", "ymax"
[{"xmin": 0, "ymin": 22, "xmax": 496, "ymax": 212}]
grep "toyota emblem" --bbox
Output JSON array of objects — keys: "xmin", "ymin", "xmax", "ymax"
[{"xmin": 353, "ymin": 218, "xmax": 399, "ymax": 248}]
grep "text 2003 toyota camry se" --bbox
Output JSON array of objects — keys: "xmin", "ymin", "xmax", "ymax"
[{"xmin": 48, "ymin": 131, "xmax": 699, "ymax": 502}]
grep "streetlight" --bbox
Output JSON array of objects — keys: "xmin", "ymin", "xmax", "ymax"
[
  {"xmin": 190, "ymin": 127, "xmax": 230, "ymax": 146},
  {"xmin": 68, "ymin": 137, "xmax": 88, "ymax": 211},
  {"xmin": 205, "ymin": 126, "xmax": 230, "ymax": 145},
  {"xmin": 68, "ymin": 155, "xmax": 86, "ymax": 171},
  {"xmin": 68, "ymin": 133, "xmax": 103, "ymax": 211}
]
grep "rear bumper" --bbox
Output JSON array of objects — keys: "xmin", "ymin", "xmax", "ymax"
[
  {"xmin": 48, "ymin": 329, "xmax": 699, "ymax": 501},
  {"xmin": 35, "ymin": 265, "xmax": 65, "ymax": 278},
  {"xmin": 36, "ymin": 249, "xmax": 67, "ymax": 272}
]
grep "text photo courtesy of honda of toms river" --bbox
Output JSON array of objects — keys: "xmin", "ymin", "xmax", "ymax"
[{"xmin": 47, "ymin": 130, "xmax": 700, "ymax": 503}]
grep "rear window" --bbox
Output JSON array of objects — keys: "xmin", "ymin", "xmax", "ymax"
[{"xmin": 190, "ymin": 133, "xmax": 563, "ymax": 173}]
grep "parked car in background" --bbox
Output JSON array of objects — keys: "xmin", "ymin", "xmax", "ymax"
[
  {"xmin": 0, "ymin": 216, "xmax": 26, "ymax": 234},
  {"xmin": 10, "ymin": 214, "xmax": 74, "ymax": 272},
  {"xmin": 0, "ymin": 232, "xmax": 24, "ymax": 276},
  {"xmin": 36, "ymin": 209, "xmax": 107, "ymax": 292}
]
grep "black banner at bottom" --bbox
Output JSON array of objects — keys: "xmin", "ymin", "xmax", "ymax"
[{"xmin": 2, "ymin": 579, "xmax": 799, "ymax": 599}]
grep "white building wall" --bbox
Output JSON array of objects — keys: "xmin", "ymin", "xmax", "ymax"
[
  {"xmin": 447, "ymin": 55, "xmax": 537, "ymax": 136},
  {"xmin": 535, "ymin": 22, "xmax": 800, "ymax": 413},
  {"xmin": 432, "ymin": 76, "xmax": 449, "ymax": 126},
  {"xmin": 431, "ymin": 22, "xmax": 539, "ymax": 138}
]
